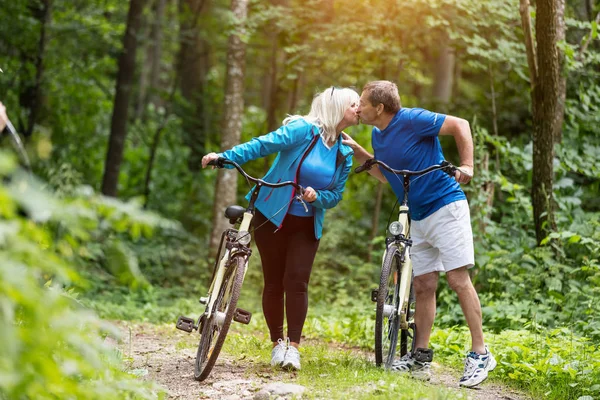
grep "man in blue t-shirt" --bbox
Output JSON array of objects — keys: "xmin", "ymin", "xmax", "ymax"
[{"xmin": 343, "ymin": 80, "xmax": 495, "ymax": 388}]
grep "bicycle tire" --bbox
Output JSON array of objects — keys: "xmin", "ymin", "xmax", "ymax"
[
  {"xmin": 375, "ymin": 244, "xmax": 402, "ymax": 368},
  {"xmin": 194, "ymin": 254, "xmax": 246, "ymax": 381}
]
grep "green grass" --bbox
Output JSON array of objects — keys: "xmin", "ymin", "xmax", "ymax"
[
  {"xmin": 85, "ymin": 286, "xmax": 600, "ymax": 400},
  {"xmin": 213, "ymin": 330, "xmax": 466, "ymax": 400}
]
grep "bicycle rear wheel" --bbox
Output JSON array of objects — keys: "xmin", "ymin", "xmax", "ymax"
[
  {"xmin": 375, "ymin": 244, "xmax": 401, "ymax": 368},
  {"xmin": 194, "ymin": 254, "xmax": 245, "ymax": 381}
]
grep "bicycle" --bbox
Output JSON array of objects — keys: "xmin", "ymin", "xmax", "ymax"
[
  {"xmin": 355, "ymin": 158, "xmax": 461, "ymax": 369},
  {"xmin": 175, "ymin": 157, "xmax": 306, "ymax": 381}
]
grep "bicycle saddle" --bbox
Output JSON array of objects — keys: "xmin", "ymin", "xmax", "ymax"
[{"xmin": 224, "ymin": 205, "xmax": 245, "ymax": 224}]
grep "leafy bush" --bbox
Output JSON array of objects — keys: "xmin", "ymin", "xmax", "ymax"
[{"xmin": 0, "ymin": 152, "xmax": 165, "ymax": 399}]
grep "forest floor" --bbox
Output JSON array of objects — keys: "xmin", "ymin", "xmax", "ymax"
[{"xmin": 108, "ymin": 321, "xmax": 530, "ymax": 400}]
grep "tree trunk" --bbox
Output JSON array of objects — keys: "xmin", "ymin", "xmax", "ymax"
[
  {"xmin": 136, "ymin": 0, "xmax": 166, "ymax": 119},
  {"xmin": 135, "ymin": 7, "xmax": 150, "ymax": 120},
  {"xmin": 519, "ymin": 0, "xmax": 538, "ymax": 91},
  {"xmin": 177, "ymin": 0, "xmax": 211, "ymax": 172},
  {"xmin": 25, "ymin": 0, "xmax": 52, "ymax": 137},
  {"xmin": 209, "ymin": 0, "xmax": 248, "ymax": 255},
  {"xmin": 530, "ymin": 0, "xmax": 563, "ymax": 244},
  {"xmin": 101, "ymin": 0, "xmax": 147, "ymax": 197},
  {"xmin": 554, "ymin": 0, "xmax": 566, "ymax": 144},
  {"xmin": 265, "ymin": 33, "xmax": 282, "ymax": 133},
  {"xmin": 149, "ymin": 0, "xmax": 167, "ymax": 106},
  {"xmin": 432, "ymin": 39, "xmax": 455, "ymax": 106}
]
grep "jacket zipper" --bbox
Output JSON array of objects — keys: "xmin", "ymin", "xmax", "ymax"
[{"xmin": 275, "ymin": 133, "xmax": 320, "ymax": 231}]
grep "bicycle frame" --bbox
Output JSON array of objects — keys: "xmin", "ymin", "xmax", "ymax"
[
  {"xmin": 205, "ymin": 211, "xmax": 253, "ymax": 320},
  {"xmin": 392, "ymin": 204, "xmax": 413, "ymax": 330}
]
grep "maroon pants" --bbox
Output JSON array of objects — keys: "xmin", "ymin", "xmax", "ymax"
[{"xmin": 252, "ymin": 211, "xmax": 320, "ymax": 343}]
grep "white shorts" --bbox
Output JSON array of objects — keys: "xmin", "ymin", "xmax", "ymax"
[{"xmin": 410, "ymin": 200, "xmax": 474, "ymax": 277}]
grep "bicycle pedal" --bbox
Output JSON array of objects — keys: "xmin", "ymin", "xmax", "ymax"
[
  {"xmin": 176, "ymin": 315, "xmax": 196, "ymax": 333},
  {"xmin": 370, "ymin": 289, "xmax": 379, "ymax": 302},
  {"xmin": 233, "ymin": 308, "xmax": 252, "ymax": 324}
]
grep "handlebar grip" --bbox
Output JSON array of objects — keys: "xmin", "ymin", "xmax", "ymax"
[
  {"xmin": 355, "ymin": 159, "xmax": 375, "ymax": 174},
  {"xmin": 208, "ymin": 157, "xmax": 226, "ymax": 168}
]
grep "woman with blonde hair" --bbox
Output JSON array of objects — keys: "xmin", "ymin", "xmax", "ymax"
[{"xmin": 202, "ymin": 86, "xmax": 359, "ymax": 370}]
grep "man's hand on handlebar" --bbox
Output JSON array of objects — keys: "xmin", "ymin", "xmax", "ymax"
[
  {"xmin": 455, "ymin": 165, "xmax": 473, "ymax": 184},
  {"xmin": 202, "ymin": 152, "xmax": 220, "ymax": 169}
]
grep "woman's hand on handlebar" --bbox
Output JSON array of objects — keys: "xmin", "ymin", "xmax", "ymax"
[
  {"xmin": 302, "ymin": 186, "xmax": 317, "ymax": 203},
  {"xmin": 202, "ymin": 152, "xmax": 220, "ymax": 169}
]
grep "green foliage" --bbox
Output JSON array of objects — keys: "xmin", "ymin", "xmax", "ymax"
[
  {"xmin": 2, "ymin": 0, "xmax": 600, "ymax": 397},
  {"xmin": 0, "ymin": 152, "xmax": 164, "ymax": 399},
  {"xmin": 104, "ymin": 240, "xmax": 150, "ymax": 289},
  {"xmin": 430, "ymin": 326, "xmax": 600, "ymax": 400}
]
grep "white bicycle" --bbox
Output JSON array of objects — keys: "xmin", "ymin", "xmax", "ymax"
[
  {"xmin": 176, "ymin": 157, "xmax": 306, "ymax": 381},
  {"xmin": 355, "ymin": 159, "xmax": 462, "ymax": 368}
]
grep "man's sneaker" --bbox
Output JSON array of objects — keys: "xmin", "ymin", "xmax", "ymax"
[
  {"xmin": 391, "ymin": 348, "xmax": 433, "ymax": 381},
  {"xmin": 270, "ymin": 338, "xmax": 287, "ymax": 366},
  {"xmin": 282, "ymin": 342, "xmax": 301, "ymax": 370},
  {"xmin": 459, "ymin": 346, "xmax": 497, "ymax": 388}
]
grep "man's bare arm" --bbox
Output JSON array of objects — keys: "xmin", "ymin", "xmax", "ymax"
[
  {"xmin": 341, "ymin": 133, "xmax": 387, "ymax": 183},
  {"xmin": 439, "ymin": 116, "xmax": 474, "ymax": 184}
]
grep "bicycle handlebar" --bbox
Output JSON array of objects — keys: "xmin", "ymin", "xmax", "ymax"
[
  {"xmin": 355, "ymin": 158, "xmax": 472, "ymax": 179},
  {"xmin": 208, "ymin": 157, "xmax": 305, "ymax": 194}
]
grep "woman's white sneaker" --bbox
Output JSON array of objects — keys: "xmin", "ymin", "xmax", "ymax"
[
  {"xmin": 282, "ymin": 344, "xmax": 301, "ymax": 370},
  {"xmin": 270, "ymin": 338, "xmax": 287, "ymax": 366}
]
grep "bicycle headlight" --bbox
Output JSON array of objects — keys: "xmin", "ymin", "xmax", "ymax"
[
  {"xmin": 388, "ymin": 221, "xmax": 403, "ymax": 236},
  {"xmin": 236, "ymin": 231, "xmax": 251, "ymax": 246}
]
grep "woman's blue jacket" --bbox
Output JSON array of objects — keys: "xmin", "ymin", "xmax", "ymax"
[{"xmin": 219, "ymin": 118, "xmax": 354, "ymax": 239}]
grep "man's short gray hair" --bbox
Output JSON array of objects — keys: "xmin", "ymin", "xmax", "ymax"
[{"xmin": 363, "ymin": 81, "xmax": 401, "ymax": 114}]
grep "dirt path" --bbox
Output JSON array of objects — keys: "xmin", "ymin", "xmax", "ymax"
[{"xmin": 108, "ymin": 322, "xmax": 528, "ymax": 400}]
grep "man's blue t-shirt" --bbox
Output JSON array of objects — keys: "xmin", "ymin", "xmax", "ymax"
[{"xmin": 372, "ymin": 108, "xmax": 466, "ymax": 221}]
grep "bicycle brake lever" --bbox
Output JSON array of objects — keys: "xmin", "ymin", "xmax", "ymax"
[
  {"xmin": 296, "ymin": 196, "xmax": 309, "ymax": 213},
  {"xmin": 440, "ymin": 160, "xmax": 457, "ymax": 178}
]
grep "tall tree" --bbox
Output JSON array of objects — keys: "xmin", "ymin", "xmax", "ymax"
[
  {"xmin": 519, "ymin": 0, "xmax": 565, "ymax": 244},
  {"xmin": 136, "ymin": 0, "xmax": 167, "ymax": 119},
  {"xmin": 101, "ymin": 0, "xmax": 147, "ymax": 197},
  {"xmin": 209, "ymin": 0, "xmax": 248, "ymax": 255},
  {"xmin": 22, "ymin": 0, "xmax": 52, "ymax": 137},
  {"xmin": 177, "ymin": 0, "xmax": 211, "ymax": 171},
  {"xmin": 432, "ymin": 36, "xmax": 455, "ymax": 106}
]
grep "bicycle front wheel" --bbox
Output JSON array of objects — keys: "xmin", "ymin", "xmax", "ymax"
[
  {"xmin": 375, "ymin": 244, "xmax": 401, "ymax": 368},
  {"xmin": 194, "ymin": 254, "xmax": 245, "ymax": 381}
]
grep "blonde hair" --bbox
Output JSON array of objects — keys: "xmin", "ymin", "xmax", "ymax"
[{"xmin": 283, "ymin": 87, "xmax": 359, "ymax": 144}]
